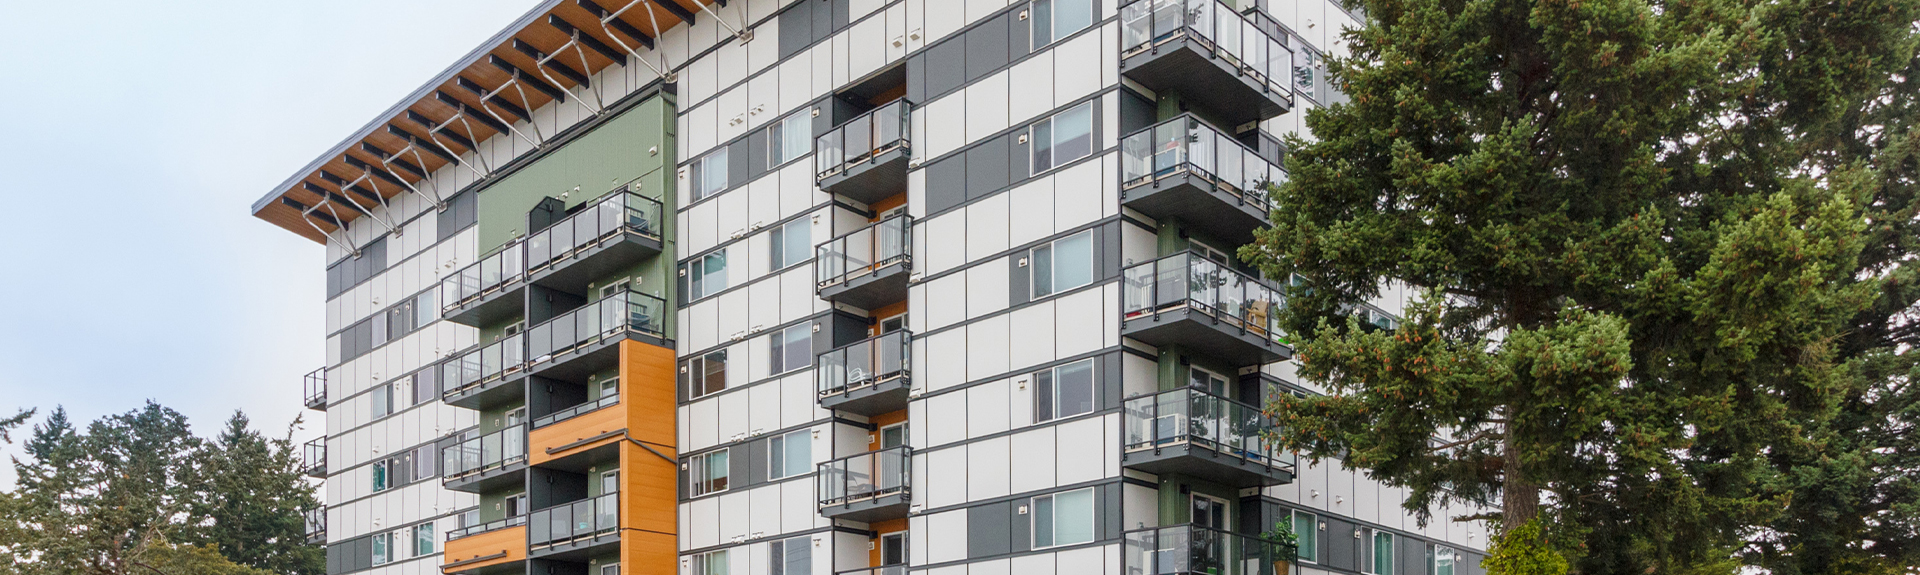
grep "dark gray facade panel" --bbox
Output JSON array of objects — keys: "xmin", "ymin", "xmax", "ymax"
[
  {"xmin": 1009, "ymin": 250, "xmax": 1031, "ymax": 305},
  {"xmin": 1101, "ymin": 483, "xmax": 1123, "ymax": 540},
  {"xmin": 327, "ymin": 542, "xmax": 344, "ymax": 575},
  {"xmin": 1326, "ymin": 518, "xmax": 1358, "ymax": 571},
  {"xmin": 965, "ymin": 14, "xmax": 1010, "ymax": 82},
  {"xmin": 968, "ymin": 501, "xmax": 1013, "ymax": 558},
  {"xmin": 1009, "ymin": 496, "xmax": 1032, "ymax": 554},
  {"xmin": 831, "ymin": 0, "xmax": 851, "ymax": 30},
  {"xmin": 748, "ymin": 130, "xmax": 770, "ymax": 176},
  {"xmin": 925, "ymin": 155, "xmax": 967, "ymax": 214},
  {"xmin": 745, "ymin": 436, "xmax": 768, "ymax": 486},
  {"xmin": 811, "ymin": 0, "xmax": 833, "ymax": 43},
  {"xmin": 352, "ymin": 537, "xmax": 370, "ymax": 572},
  {"xmin": 1100, "ymin": 352, "xmax": 1123, "ymax": 411},
  {"xmin": 732, "ymin": 440, "xmax": 753, "ymax": 488},
  {"xmin": 1120, "ymin": 88, "xmax": 1156, "ymax": 134},
  {"xmin": 778, "ymin": 1, "xmax": 812, "ymax": 59},
  {"xmin": 925, "ymin": 40, "xmax": 967, "ymax": 99},
  {"xmin": 728, "ymin": 139, "xmax": 752, "ymax": 188},
  {"xmin": 1008, "ymin": 126, "xmax": 1030, "ymax": 182},
  {"xmin": 1399, "ymin": 537, "xmax": 1427, "ymax": 575},
  {"xmin": 906, "ymin": 53, "xmax": 926, "ymax": 103},
  {"xmin": 965, "ymin": 135, "xmax": 1010, "ymax": 201},
  {"xmin": 1008, "ymin": 12, "xmax": 1032, "ymax": 58}
]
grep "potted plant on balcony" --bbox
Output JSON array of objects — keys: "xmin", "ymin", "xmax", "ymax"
[{"xmin": 1262, "ymin": 521, "xmax": 1300, "ymax": 575}]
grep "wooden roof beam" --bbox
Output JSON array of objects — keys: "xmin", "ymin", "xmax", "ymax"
[
  {"xmin": 574, "ymin": 0, "xmax": 655, "ymax": 51},
  {"xmin": 547, "ymin": 15, "xmax": 627, "ymax": 65}
]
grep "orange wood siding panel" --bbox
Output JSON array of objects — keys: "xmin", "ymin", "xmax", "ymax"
[
  {"xmin": 442, "ymin": 525, "xmax": 527, "ymax": 573},
  {"xmin": 528, "ymin": 400, "xmax": 626, "ymax": 466},
  {"xmin": 866, "ymin": 409, "xmax": 910, "ymax": 451},
  {"xmin": 866, "ymin": 519, "xmax": 909, "ymax": 566},
  {"xmin": 617, "ymin": 340, "xmax": 678, "ymax": 575},
  {"xmin": 621, "ymin": 340, "xmax": 678, "ymax": 448}
]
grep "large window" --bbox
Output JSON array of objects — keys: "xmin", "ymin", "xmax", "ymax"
[
  {"xmin": 1368, "ymin": 531, "xmax": 1394, "ymax": 575},
  {"xmin": 413, "ymin": 523, "xmax": 435, "ymax": 557},
  {"xmin": 1031, "ymin": 0, "xmax": 1093, "ymax": 47},
  {"xmin": 1031, "ymin": 101, "xmax": 1094, "ymax": 174},
  {"xmin": 688, "ymin": 250, "xmax": 729, "ymax": 300},
  {"xmin": 685, "ymin": 350, "xmax": 728, "ymax": 399},
  {"xmin": 769, "ymin": 112, "xmax": 811, "ymax": 167},
  {"xmin": 1433, "ymin": 545, "xmax": 1458, "ymax": 575},
  {"xmin": 1032, "ymin": 230, "xmax": 1094, "ymax": 298},
  {"xmin": 1292, "ymin": 511, "xmax": 1318, "ymax": 563},
  {"xmin": 412, "ymin": 368, "xmax": 437, "ymax": 405},
  {"xmin": 770, "ymin": 324, "xmax": 812, "ymax": 375},
  {"xmin": 692, "ymin": 549, "xmax": 730, "ymax": 575},
  {"xmin": 690, "ymin": 151, "xmax": 729, "ymax": 202},
  {"xmin": 371, "ymin": 532, "xmax": 391, "ymax": 566},
  {"xmin": 770, "ymin": 535, "xmax": 812, "ymax": 575},
  {"xmin": 689, "ymin": 448, "xmax": 731, "ymax": 497},
  {"xmin": 411, "ymin": 445, "xmax": 435, "ymax": 481},
  {"xmin": 1032, "ymin": 488, "xmax": 1096, "ymax": 549},
  {"xmin": 770, "ymin": 219, "xmax": 813, "ymax": 271},
  {"xmin": 768, "ymin": 429, "xmax": 812, "ymax": 480},
  {"xmin": 371, "ymin": 460, "xmax": 390, "ymax": 493},
  {"xmin": 1035, "ymin": 359, "xmax": 1095, "ymax": 423},
  {"xmin": 370, "ymin": 383, "xmax": 393, "ymax": 419}
]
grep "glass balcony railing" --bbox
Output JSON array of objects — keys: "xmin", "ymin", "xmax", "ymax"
[
  {"xmin": 1120, "ymin": 0, "xmax": 1294, "ymax": 96},
  {"xmin": 302, "ymin": 438, "xmax": 326, "ymax": 477},
  {"xmin": 441, "ymin": 425, "xmax": 528, "ymax": 482},
  {"xmin": 439, "ymin": 242, "xmax": 526, "ymax": 314},
  {"xmin": 818, "ymin": 446, "xmax": 912, "ymax": 508},
  {"xmin": 1123, "ymin": 387, "xmax": 1293, "ymax": 472},
  {"xmin": 816, "ymin": 331, "xmax": 911, "ymax": 400},
  {"xmin": 815, "ymin": 100, "xmax": 913, "ymax": 182},
  {"xmin": 447, "ymin": 515, "xmax": 527, "ymax": 541},
  {"xmin": 525, "ymin": 188, "xmax": 664, "ymax": 276},
  {"xmin": 837, "ymin": 568, "xmax": 908, "ymax": 575},
  {"xmin": 1124, "ymin": 524, "xmax": 1298, "ymax": 575},
  {"xmin": 440, "ymin": 333, "xmax": 527, "ymax": 400},
  {"xmin": 303, "ymin": 367, "xmax": 327, "ymax": 409},
  {"xmin": 1121, "ymin": 252, "xmax": 1288, "ymax": 345},
  {"xmin": 532, "ymin": 394, "xmax": 619, "ymax": 429},
  {"xmin": 526, "ymin": 287, "xmax": 668, "ymax": 364},
  {"xmin": 1121, "ymin": 115, "xmax": 1286, "ymax": 212},
  {"xmin": 529, "ymin": 493, "xmax": 620, "ymax": 548},
  {"xmin": 817, "ymin": 215, "xmax": 913, "ymax": 290},
  {"xmin": 304, "ymin": 508, "xmax": 326, "ymax": 543}
]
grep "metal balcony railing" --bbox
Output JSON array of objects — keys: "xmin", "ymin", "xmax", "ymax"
[
  {"xmin": 1124, "ymin": 523, "xmax": 1298, "ymax": 575},
  {"xmin": 439, "ymin": 242, "xmax": 525, "ymax": 315},
  {"xmin": 446, "ymin": 515, "xmax": 527, "ymax": 541},
  {"xmin": 440, "ymin": 333, "xmax": 527, "ymax": 400},
  {"xmin": 836, "ymin": 568, "xmax": 908, "ymax": 575},
  {"xmin": 816, "ymin": 215, "xmax": 913, "ymax": 290},
  {"xmin": 1121, "ymin": 251, "xmax": 1289, "ymax": 345},
  {"xmin": 1122, "ymin": 387, "xmax": 1294, "ymax": 473},
  {"xmin": 1120, "ymin": 114, "xmax": 1286, "ymax": 211},
  {"xmin": 1119, "ymin": 0, "xmax": 1294, "ymax": 96},
  {"xmin": 525, "ymin": 188, "xmax": 664, "ymax": 276},
  {"xmin": 816, "ymin": 331, "xmax": 912, "ymax": 401},
  {"xmin": 818, "ymin": 447, "xmax": 912, "ymax": 508},
  {"xmin": 815, "ymin": 100, "xmax": 913, "ymax": 182},
  {"xmin": 529, "ymin": 493, "xmax": 620, "ymax": 548},
  {"xmin": 303, "ymin": 367, "xmax": 327, "ymax": 410},
  {"xmin": 526, "ymin": 287, "xmax": 668, "ymax": 364},
  {"xmin": 532, "ymin": 394, "xmax": 619, "ymax": 429},
  {"xmin": 440, "ymin": 425, "xmax": 528, "ymax": 482},
  {"xmin": 301, "ymin": 438, "xmax": 326, "ymax": 477},
  {"xmin": 303, "ymin": 508, "xmax": 326, "ymax": 543}
]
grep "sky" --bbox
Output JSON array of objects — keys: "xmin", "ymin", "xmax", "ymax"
[{"xmin": 0, "ymin": 0, "xmax": 545, "ymax": 485}]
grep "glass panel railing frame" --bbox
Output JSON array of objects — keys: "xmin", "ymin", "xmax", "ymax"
[
  {"xmin": 526, "ymin": 188, "xmax": 665, "ymax": 276},
  {"xmin": 1118, "ymin": 0, "xmax": 1295, "ymax": 98},
  {"xmin": 440, "ymin": 332, "xmax": 528, "ymax": 400},
  {"xmin": 816, "ymin": 214, "xmax": 914, "ymax": 289},
  {"xmin": 1119, "ymin": 114, "xmax": 1287, "ymax": 214},
  {"xmin": 440, "ymin": 424, "xmax": 529, "ymax": 481},
  {"xmin": 815, "ymin": 100, "xmax": 914, "ymax": 181},
  {"xmin": 532, "ymin": 394, "xmax": 621, "ymax": 429},
  {"xmin": 1120, "ymin": 251, "xmax": 1289, "ymax": 346},
  {"xmin": 1124, "ymin": 523, "xmax": 1299, "ymax": 575},
  {"xmin": 525, "ymin": 286, "xmax": 669, "ymax": 366},
  {"xmin": 1122, "ymin": 387, "xmax": 1295, "ymax": 472},
  {"xmin": 817, "ymin": 446, "xmax": 913, "ymax": 508},
  {"xmin": 529, "ymin": 493, "xmax": 620, "ymax": 547},
  {"xmin": 446, "ymin": 515, "xmax": 528, "ymax": 542},
  {"xmin": 816, "ymin": 330, "xmax": 913, "ymax": 399}
]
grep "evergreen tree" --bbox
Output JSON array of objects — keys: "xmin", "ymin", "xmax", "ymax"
[
  {"xmin": 182, "ymin": 412, "xmax": 324, "ymax": 575},
  {"xmin": 1241, "ymin": 0, "xmax": 1919, "ymax": 573}
]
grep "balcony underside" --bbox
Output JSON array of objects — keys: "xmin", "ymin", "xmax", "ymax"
[
  {"xmin": 820, "ymin": 378, "xmax": 911, "ymax": 416},
  {"xmin": 1121, "ymin": 307, "xmax": 1291, "ymax": 366},
  {"xmin": 530, "ymin": 531, "xmax": 619, "ymax": 561},
  {"xmin": 530, "ymin": 230, "xmax": 664, "ymax": 293},
  {"xmin": 443, "ymin": 461, "xmax": 527, "ymax": 494},
  {"xmin": 445, "ymin": 375, "xmax": 526, "ymax": 410},
  {"xmin": 820, "ymin": 147, "xmax": 910, "ymax": 205},
  {"xmin": 1122, "ymin": 174, "xmax": 1271, "ymax": 246},
  {"xmin": 445, "ymin": 283, "xmax": 527, "ymax": 328},
  {"xmin": 819, "ymin": 263, "xmax": 911, "ymax": 309},
  {"xmin": 821, "ymin": 493, "xmax": 911, "ymax": 523},
  {"xmin": 1122, "ymin": 442, "xmax": 1293, "ymax": 488},
  {"xmin": 1121, "ymin": 38, "xmax": 1289, "ymax": 127}
]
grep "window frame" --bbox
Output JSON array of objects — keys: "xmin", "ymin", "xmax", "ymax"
[
  {"xmin": 1368, "ymin": 530, "xmax": 1394, "ymax": 575},
  {"xmin": 769, "ymin": 218, "xmax": 813, "ymax": 271},
  {"xmin": 1292, "ymin": 510, "xmax": 1319, "ymax": 564},
  {"xmin": 686, "ymin": 350, "xmax": 729, "ymax": 400},
  {"xmin": 1034, "ymin": 358, "xmax": 1097, "ymax": 423},
  {"xmin": 1030, "ymin": 0, "xmax": 1094, "ymax": 48},
  {"xmin": 370, "ymin": 459, "xmax": 390, "ymax": 492},
  {"xmin": 688, "ymin": 250, "xmax": 730, "ymax": 300},
  {"xmin": 1029, "ymin": 101, "xmax": 1095, "ymax": 175},
  {"xmin": 371, "ymin": 532, "xmax": 391, "ymax": 566},
  {"xmin": 689, "ymin": 448, "xmax": 732, "ymax": 497},
  {"xmin": 770, "ymin": 323, "xmax": 813, "ymax": 375},
  {"xmin": 690, "ymin": 151, "xmax": 729, "ymax": 202},
  {"xmin": 1030, "ymin": 487, "xmax": 1097, "ymax": 550},
  {"xmin": 769, "ymin": 534, "xmax": 812, "ymax": 575},
  {"xmin": 1031, "ymin": 229, "xmax": 1095, "ymax": 298},
  {"xmin": 767, "ymin": 429, "xmax": 812, "ymax": 481},
  {"xmin": 413, "ymin": 523, "xmax": 435, "ymax": 557},
  {"xmin": 768, "ymin": 112, "xmax": 812, "ymax": 167},
  {"xmin": 692, "ymin": 549, "xmax": 730, "ymax": 575}
]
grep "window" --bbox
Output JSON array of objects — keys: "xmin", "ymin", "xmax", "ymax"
[
  {"xmin": 1433, "ymin": 545, "xmax": 1457, "ymax": 575},
  {"xmin": 370, "ymin": 383, "xmax": 393, "ymax": 419},
  {"xmin": 1031, "ymin": 101, "xmax": 1094, "ymax": 174},
  {"xmin": 412, "ymin": 368, "xmax": 437, "ymax": 405},
  {"xmin": 1035, "ymin": 358, "xmax": 1096, "ymax": 423},
  {"xmin": 371, "ymin": 460, "xmax": 390, "ymax": 492},
  {"xmin": 600, "ymin": 279, "xmax": 629, "ymax": 299},
  {"xmin": 768, "ymin": 430, "xmax": 812, "ymax": 480},
  {"xmin": 414, "ymin": 290, "xmax": 437, "ymax": 330},
  {"xmin": 770, "ymin": 324, "xmax": 812, "ymax": 374},
  {"xmin": 1032, "ymin": 488, "xmax": 1095, "ymax": 549},
  {"xmin": 880, "ymin": 531, "xmax": 908, "ymax": 565},
  {"xmin": 688, "ymin": 250, "xmax": 729, "ymax": 300},
  {"xmin": 769, "ymin": 112, "xmax": 812, "ymax": 167},
  {"xmin": 685, "ymin": 350, "xmax": 729, "ymax": 399},
  {"xmin": 878, "ymin": 313, "xmax": 908, "ymax": 334},
  {"xmin": 879, "ymin": 423, "xmax": 908, "ymax": 449},
  {"xmin": 1294, "ymin": 45, "xmax": 1319, "ymax": 97},
  {"xmin": 601, "ymin": 564, "xmax": 620, "ymax": 575},
  {"xmin": 692, "ymin": 549, "xmax": 730, "ymax": 575},
  {"xmin": 1031, "ymin": 0, "xmax": 1093, "ymax": 47},
  {"xmin": 372, "ymin": 312, "xmax": 390, "ymax": 347},
  {"xmin": 769, "ymin": 219, "xmax": 813, "ymax": 270},
  {"xmin": 506, "ymin": 493, "xmax": 528, "ymax": 517},
  {"xmin": 599, "ymin": 377, "xmax": 620, "ymax": 401},
  {"xmin": 769, "ymin": 535, "xmax": 812, "ymax": 575},
  {"xmin": 689, "ymin": 449, "xmax": 731, "ymax": 496},
  {"xmin": 1032, "ymin": 230, "xmax": 1094, "ymax": 298},
  {"xmin": 371, "ymin": 532, "xmax": 391, "ymax": 565},
  {"xmin": 1189, "ymin": 367, "xmax": 1228, "ymax": 396},
  {"xmin": 411, "ymin": 445, "xmax": 435, "ymax": 480},
  {"xmin": 1292, "ymin": 511, "xmax": 1318, "ymax": 563},
  {"xmin": 601, "ymin": 470, "xmax": 620, "ymax": 494},
  {"xmin": 1369, "ymin": 531, "xmax": 1394, "ymax": 575},
  {"xmin": 690, "ymin": 151, "xmax": 729, "ymax": 201},
  {"xmin": 413, "ymin": 523, "xmax": 435, "ymax": 556}
]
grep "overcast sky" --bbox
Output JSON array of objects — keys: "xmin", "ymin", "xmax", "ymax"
[{"xmin": 0, "ymin": 0, "xmax": 542, "ymax": 484}]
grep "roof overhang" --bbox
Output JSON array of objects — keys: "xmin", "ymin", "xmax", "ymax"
[{"xmin": 253, "ymin": 0, "xmax": 718, "ymax": 245}]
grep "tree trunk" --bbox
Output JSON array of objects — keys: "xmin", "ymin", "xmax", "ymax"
[{"xmin": 1502, "ymin": 428, "xmax": 1540, "ymax": 534}]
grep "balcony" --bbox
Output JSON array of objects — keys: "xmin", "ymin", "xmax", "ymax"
[
  {"xmin": 524, "ymin": 187, "xmax": 665, "ymax": 292},
  {"xmin": 1124, "ymin": 524, "xmax": 1297, "ymax": 575},
  {"xmin": 303, "ymin": 367, "xmax": 327, "ymax": 410},
  {"xmin": 440, "ymin": 333, "xmax": 527, "ymax": 410},
  {"xmin": 443, "ymin": 518, "xmax": 528, "ymax": 574},
  {"xmin": 528, "ymin": 493, "xmax": 620, "ymax": 559},
  {"xmin": 816, "ymin": 215, "xmax": 912, "ymax": 309},
  {"xmin": 439, "ymin": 241, "xmax": 527, "ymax": 328},
  {"xmin": 818, "ymin": 447, "xmax": 912, "ymax": 522},
  {"xmin": 816, "ymin": 100, "xmax": 912, "ymax": 205},
  {"xmin": 837, "ymin": 569, "xmax": 908, "ymax": 575},
  {"xmin": 441, "ymin": 425, "xmax": 529, "ymax": 493},
  {"xmin": 816, "ymin": 331, "xmax": 912, "ymax": 416},
  {"xmin": 301, "ymin": 438, "xmax": 326, "ymax": 478},
  {"xmin": 1120, "ymin": 115, "xmax": 1286, "ymax": 246},
  {"xmin": 1120, "ymin": 252, "xmax": 1292, "ymax": 366},
  {"xmin": 526, "ymin": 287, "xmax": 669, "ymax": 381},
  {"xmin": 304, "ymin": 508, "xmax": 326, "ymax": 544},
  {"xmin": 533, "ymin": 395, "xmax": 618, "ymax": 429},
  {"xmin": 1121, "ymin": 387, "xmax": 1294, "ymax": 487},
  {"xmin": 1119, "ymin": 0, "xmax": 1293, "ymax": 126}
]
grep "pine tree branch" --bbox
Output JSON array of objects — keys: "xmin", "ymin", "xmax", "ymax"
[{"xmin": 1428, "ymin": 430, "xmax": 1501, "ymax": 453}]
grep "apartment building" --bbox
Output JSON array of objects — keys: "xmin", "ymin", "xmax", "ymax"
[{"xmin": 253, "ymin": 1, "xmax": 1492, "ymax": 575}]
